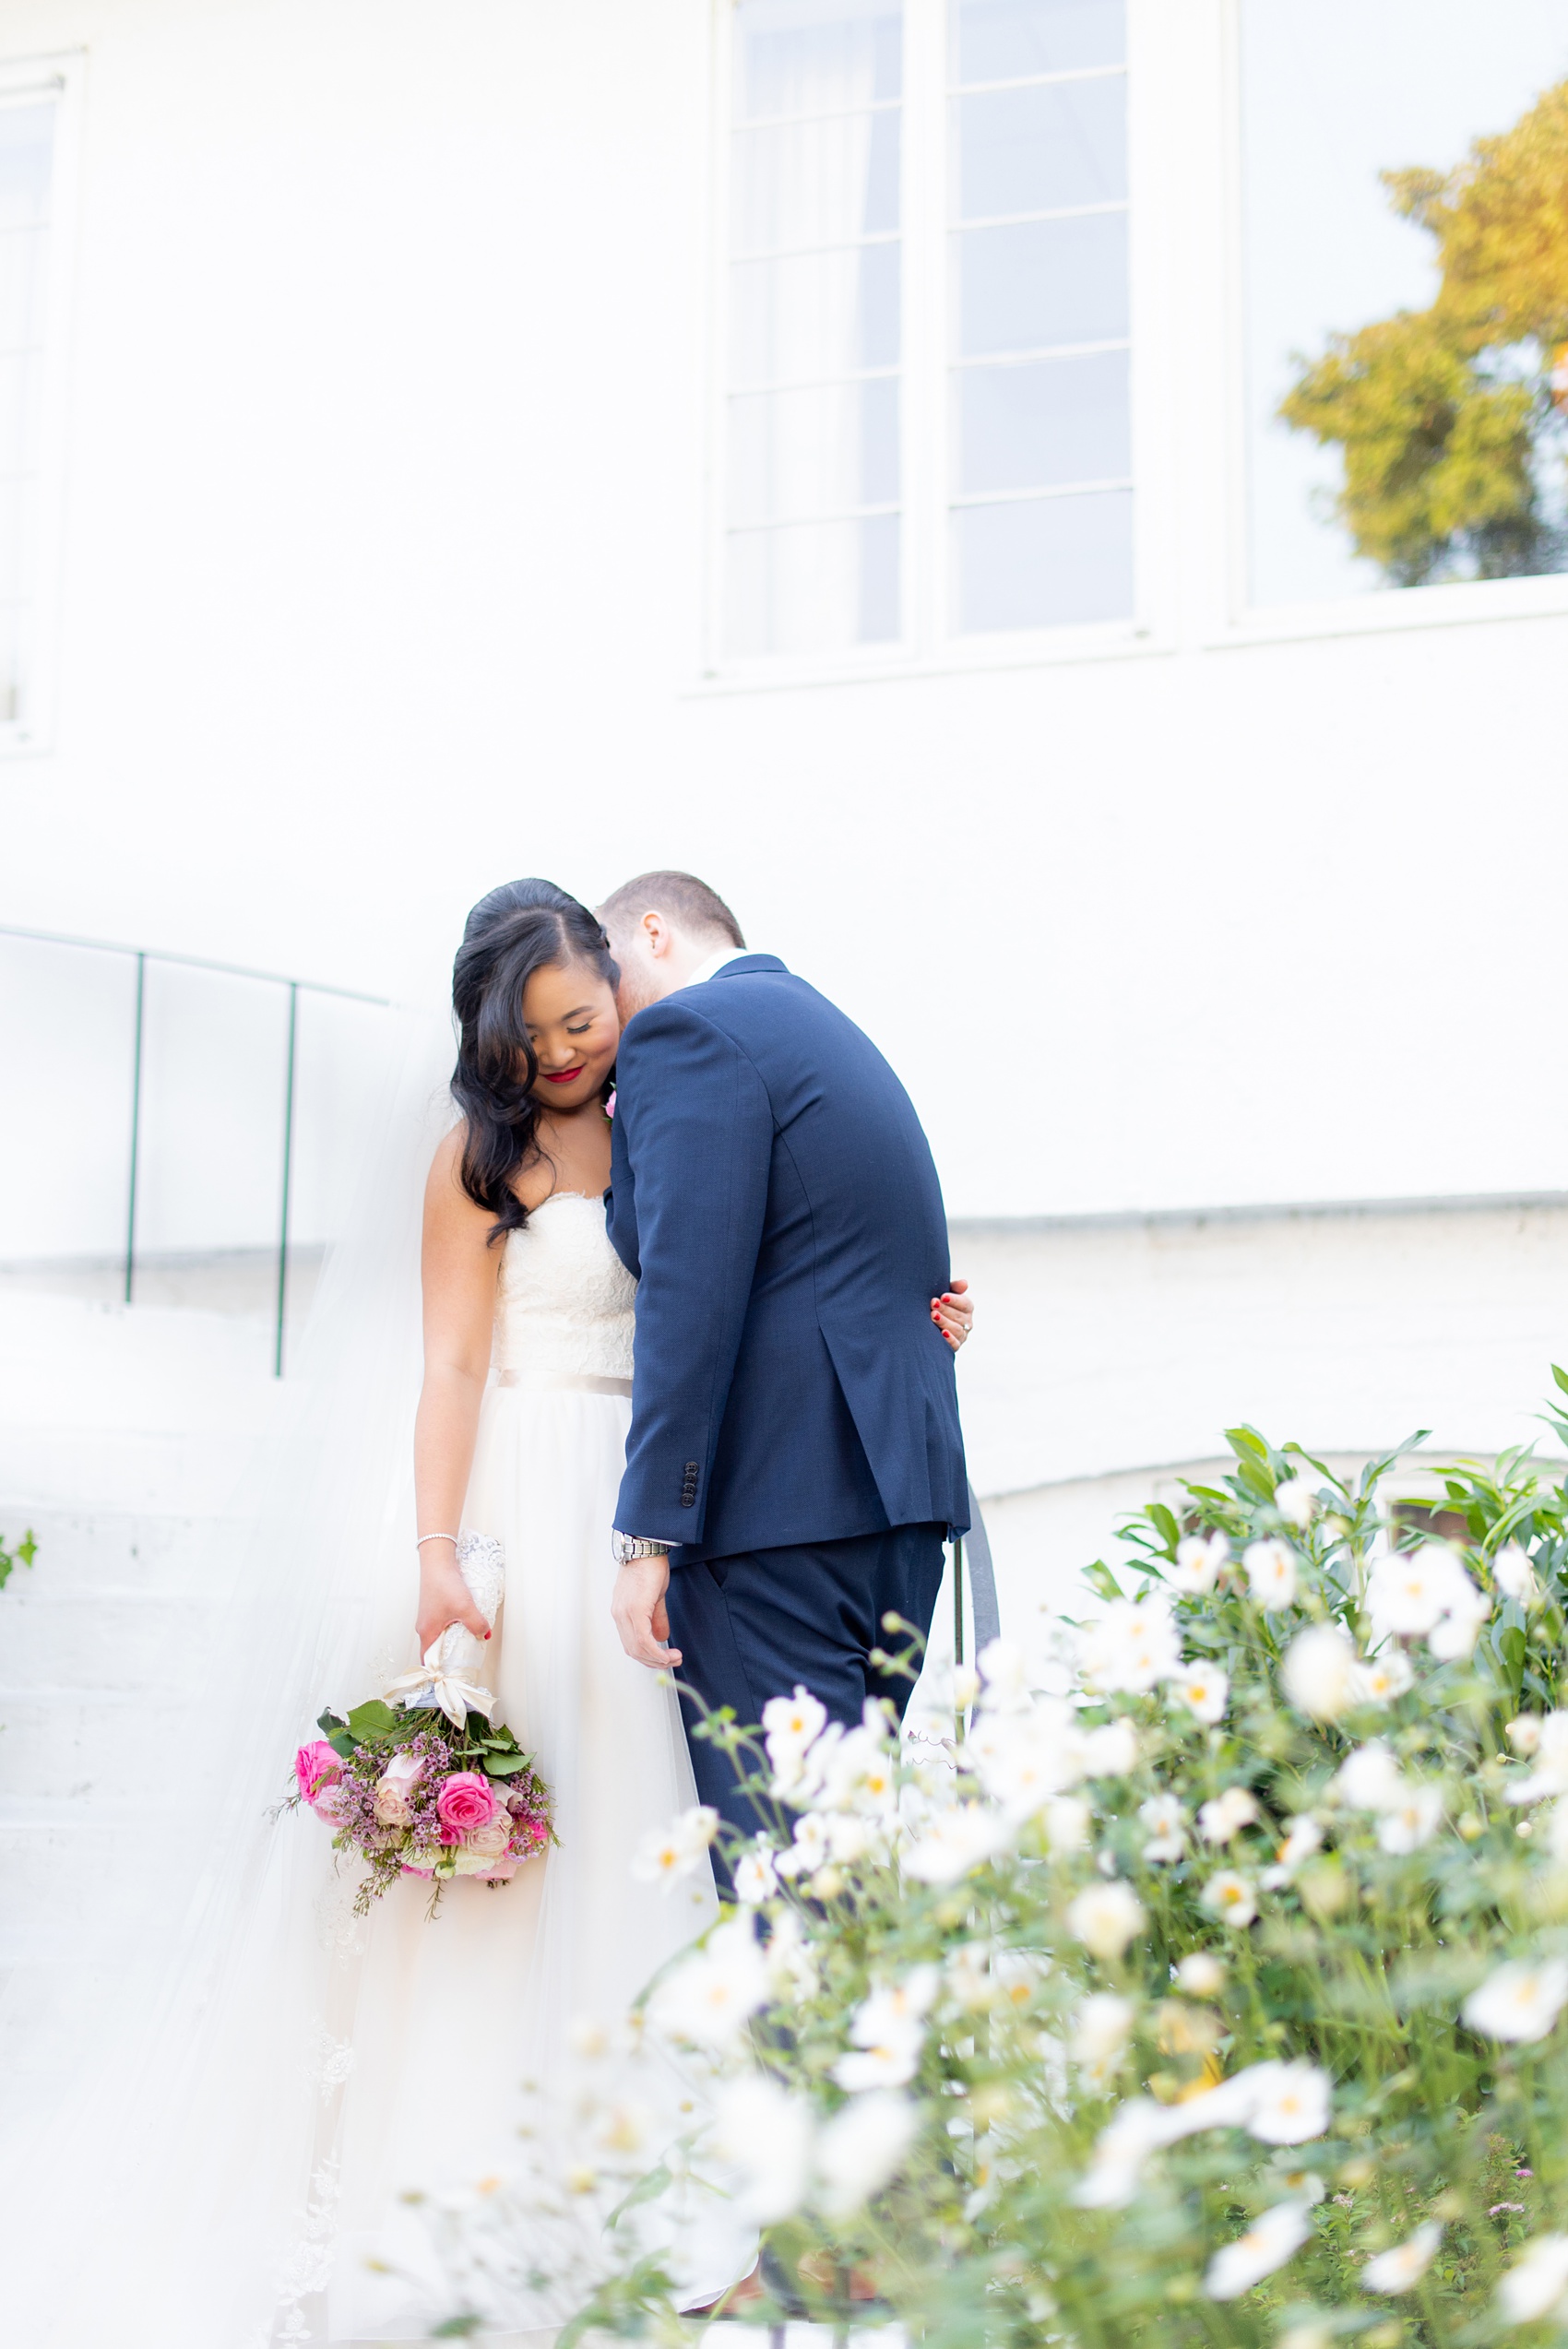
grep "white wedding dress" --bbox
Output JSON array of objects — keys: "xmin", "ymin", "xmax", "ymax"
[{"xmin": 302, "ymin": 1192, "xmax": 747, "ymax": 2343}]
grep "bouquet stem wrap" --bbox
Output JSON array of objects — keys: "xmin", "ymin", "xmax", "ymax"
[{"xmin": 385, "ymin": 1531, "xmax": 506, "ymax": 1727}]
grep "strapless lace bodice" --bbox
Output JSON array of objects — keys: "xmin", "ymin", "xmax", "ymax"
[{"xmin": 492, "ymin": 1192, "xmax": 636, "ymax": 1386}]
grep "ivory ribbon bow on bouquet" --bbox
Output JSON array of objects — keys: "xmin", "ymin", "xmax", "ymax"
[{"xmin": 386, "ymin": 1532, "xmax": 505, "ymax": 1729}]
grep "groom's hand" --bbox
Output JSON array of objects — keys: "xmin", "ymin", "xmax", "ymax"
[{"xmin": 612, "ymin": 1551, "xmax": 683, "ymax": 1670}]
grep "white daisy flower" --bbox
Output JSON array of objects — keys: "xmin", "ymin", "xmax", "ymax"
[
  {"xmin": 647, "ymin": 1914, "xmax": 769, "ymax": 2052},
  {"xmin": 1377, "ymin": 1785, "xmax": 1443, "ymax": 1854},
  {"xmin": 1205, "ymin": 2201, "xmax": 1313, "ymax": 2300},
  {"xmin": 1280, "ymin": 1623, "xmax": 1357, "ymax": 1720},
  {"xmin": 1066, "ymin": 1880, "xmax": 1146, "ymax": 1962},
  {"xmin": 1463, "ymin": 1957, "xmax": 1568, "ymax": 2044},
  {"xmin": 1077, "ymin": 1596, "xmax": 1182, "ymax": 1694},
  {"xmin": 1368, "ymin": 1543, "xmax": 1478, "ymax": 1642},
  {"xmin": 1198, "ymin": 1785, "xmax": 1259, "ymax": 1845},
  {"xmin": 1494, "ymin": 1542, "xmax": 1541, "ymax": 1607},
  {"xmin": 630, "ymin": 1805, "xmax": 719, "ymax": 1886},
  {"xmin": 1071, "ymin": 1992, "xmax": 1136, "ymax": 2080},
  {"xmin": 1363, "ymin": 2221, "xmax": 1442, "ymax": 2294},
  {"xmin": 709, "ymin": 2074, "xmax": 814, "ymax": 2223},
  {"xmin": 1201, "ymin": 1869, "xmax": 1257, "ymax": 1928},
  {"xmin": 1332, "ymin": 1739, "xmax": 1406, "ymax": 1812},
  {"xmin": 1170, "ymin": 1530, "xmax": 1229, "ymax": 1595},
  {"xmin": 1350, "ymin": 1650, "xmax": 1415, "ymax": 1705},
  {"xmin": 1082, "ymin": 1716, "xmax": 1140, "ymax": 1777},
  {"xmin": 1275, "ymin": 1477, "xmax": 1317, "ymax": 1530},
  {"xmin": 814, "ymin": 2091, "xmax": 919, "ymax": 2218},
  {"xmin": 1498, "ymin": 2233, "xmax": 1568, "ymax": 2323},
  {"xmin": 833, "ymin": 1966, "xmax": 938, "ymax": 2093},
  {"xmin": 1261, "ymin": 1814, "xmax": 1323, "ymax": 1887},
  {"xmin": 1243, "ymin": 2058, "xmax": 1332, "ymax": 2143},
  {"xmin": 1176, "ymin": 1952, "xmax": 1225, "ymax": 1996},
  {"xmin": 1140, "ymin": 1793, "xmax": 1187, "ymax": 1862},
  {"xmin": 902, "ymin": 1803, "xmax": 1011, "ymax": 1885},
  {"xmin": 1174, "ymin": 1664, "xmax": 1229, "ymax": 1725},
  {"xmin": 1244, "ymin": 1537, "xmax": 1300, "ymax": 1609},
  {"xmin": 731, "ymin": 1845, "xmax": 778, "ymax": 1904}
]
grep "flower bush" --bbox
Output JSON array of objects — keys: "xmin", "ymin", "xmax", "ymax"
[{"xmin": 441, "ymin": 1395, "xmax": 1568, "ymax": 2348}]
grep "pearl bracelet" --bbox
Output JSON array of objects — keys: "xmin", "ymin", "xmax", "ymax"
[{"xmin": 416, "ymin": 1532, "xmax": 460, "ymax": 1549}]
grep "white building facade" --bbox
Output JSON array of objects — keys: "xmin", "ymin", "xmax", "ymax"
[{"xmin": 0, "ymin": 0, "xmax": 1564, "ymax": 1511}]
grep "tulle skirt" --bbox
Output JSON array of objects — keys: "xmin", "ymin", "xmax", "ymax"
[{"xmin": 326, "ymin": 1382, "xmax": 742, "ymax": 2341}]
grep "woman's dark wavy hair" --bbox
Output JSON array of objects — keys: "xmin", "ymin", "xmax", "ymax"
[{"xmin": 450, "ymin": 878, "xmax": 618, "ymax": 1244}]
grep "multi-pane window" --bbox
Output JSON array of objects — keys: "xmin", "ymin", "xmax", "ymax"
[
  {"xmin": 720, "ymin": 0, "xmax": 1134, "ymax": 664},
  {"xmin": 948, "ymin": 0, "xmax": 1131, "ymax": 632},
  {"xmin": 725, "ymin": 0, "xmax": 904, "ymax": 659},
  {"xmin": 0, "ymin": 89, "xmax": 57, "ymax": 728}
]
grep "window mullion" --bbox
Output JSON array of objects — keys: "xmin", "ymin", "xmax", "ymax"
[{"xmin": 903, "ymin": 0, "xmax": 947, "ymax": 661}]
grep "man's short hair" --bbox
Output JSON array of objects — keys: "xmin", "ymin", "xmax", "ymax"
[{"xmin": 599, "ymin": 871, "xmax": 745, "ymax": 951}]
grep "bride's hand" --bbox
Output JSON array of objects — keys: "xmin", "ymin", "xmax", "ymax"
[
  {"xmin": 416, "ymin": 1549, "xmax": 493, "ymax": 1652},
  {"xmin": 932, "ymin": 1276, "xmax": 974, "ymax": 1352}
]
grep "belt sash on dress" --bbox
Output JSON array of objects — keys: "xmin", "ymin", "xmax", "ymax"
[{"xmin": 494, "ymin": 1370, "xmax": 633, "ymax": 1396}]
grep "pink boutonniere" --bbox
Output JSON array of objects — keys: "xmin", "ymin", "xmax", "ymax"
[{"xmin": 604, "ymin": 1088, "xmax": 616, "ymax": 1121}]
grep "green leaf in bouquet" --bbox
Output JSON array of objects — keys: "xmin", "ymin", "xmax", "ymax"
[
  {"xmin": 482, "ymin": 1751, "xmax": 540, "ymax": 1776},
  {"xmin": 316, "ymin": 1708, "xmax": 346, "ymax": 1736},
  {"xmin": 347, "ymin": 1699, "xmax": 398, "ymax": 1740},
  {"xmin": 327, "ymin": 1730, "xmax": 357, "ymax": 1759}
]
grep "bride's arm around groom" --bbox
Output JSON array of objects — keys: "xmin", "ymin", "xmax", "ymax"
[{"xmin": 599, "ymin": 872, "xmax": 968, "ymax": 1853}]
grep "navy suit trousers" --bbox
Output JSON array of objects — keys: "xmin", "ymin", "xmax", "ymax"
[{"xmin": 664, "ymin": 1523, "xmax": 947, "ymax": 1870}]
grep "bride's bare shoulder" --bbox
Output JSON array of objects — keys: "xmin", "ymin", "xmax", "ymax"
[
  {"xmin": 423, "ymin": 1125, "xmax": 489, "ymax": 1237},
  {"xmin": 423, "ymin": 1124, "xmax": 553, "ymax": 1226}
]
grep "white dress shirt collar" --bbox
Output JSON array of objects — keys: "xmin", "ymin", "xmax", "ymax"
[{"xmin": 685, "ymin": 944, "xmax": 754, "ymax": 987}]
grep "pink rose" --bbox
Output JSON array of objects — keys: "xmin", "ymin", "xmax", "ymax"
[
  {"xmin": 382, "ymin": 1750, "xmax": 426, "ymax": 1790},
  {"xmin": 295, "ymin": 1740, "xmax": 342, "ymax": 1808},
  {"xmin": 374, "ymin": 1785, "xmax": 415, "ymax": 1827},
  {"xmin": 435, "ymin": 1771, "xmax": 500, "ymax": 1833}
]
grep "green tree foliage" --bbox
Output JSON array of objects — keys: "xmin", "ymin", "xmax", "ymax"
[{"xmin": 1282, "ymin": 80, "xmax": 1568, "ymax": 586}]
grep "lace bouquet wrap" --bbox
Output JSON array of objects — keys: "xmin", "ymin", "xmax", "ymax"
[{"xmin": 291, "ymin": 1532, "xmax": 555, "ymax": 1913}]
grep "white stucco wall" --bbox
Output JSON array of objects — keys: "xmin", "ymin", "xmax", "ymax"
[{"xmin": 0, "ymin": 0, "xmax": 1561, "ymax": 1229}]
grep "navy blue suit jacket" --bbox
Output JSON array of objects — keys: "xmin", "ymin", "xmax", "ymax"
[{"xmin": 605, "ymin": 955, "xmax": 968, "ymax": 1562}]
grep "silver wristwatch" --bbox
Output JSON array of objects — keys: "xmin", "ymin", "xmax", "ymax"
[{"xmin": 612, "ymin": 1531, "xmax": 671, "ymax": 1565}]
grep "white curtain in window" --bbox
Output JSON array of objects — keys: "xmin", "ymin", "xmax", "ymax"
[{"xmin": 727, "ymin": 0, "xmax": 899, "ymax": 658}]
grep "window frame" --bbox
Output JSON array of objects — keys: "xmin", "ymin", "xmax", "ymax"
[
  {"xmin": 0, "ymin": 49, "xmax": 82, "ymax": 756},
  {"xmin": 702, "ymin": 0, "xmax": 1165, "ymax": 687}
]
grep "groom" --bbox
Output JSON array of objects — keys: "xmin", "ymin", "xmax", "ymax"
[{"xmin": 598, "ymin": 871, "xmax": 968, "ymax": 1851}]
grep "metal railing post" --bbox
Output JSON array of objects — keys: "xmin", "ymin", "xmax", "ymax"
[
  {"xmin": 124, "ymin": 950, "xmax": 145, "ymax": 1305},
  {"xmin": 274, "ymin": 979, "xmax": 298, "ymax": 1379}
]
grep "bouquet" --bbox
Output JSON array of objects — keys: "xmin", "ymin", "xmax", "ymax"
[{"xmin": 289, "ymin": 1533, "xmax": 554, "ymax": 1913}]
